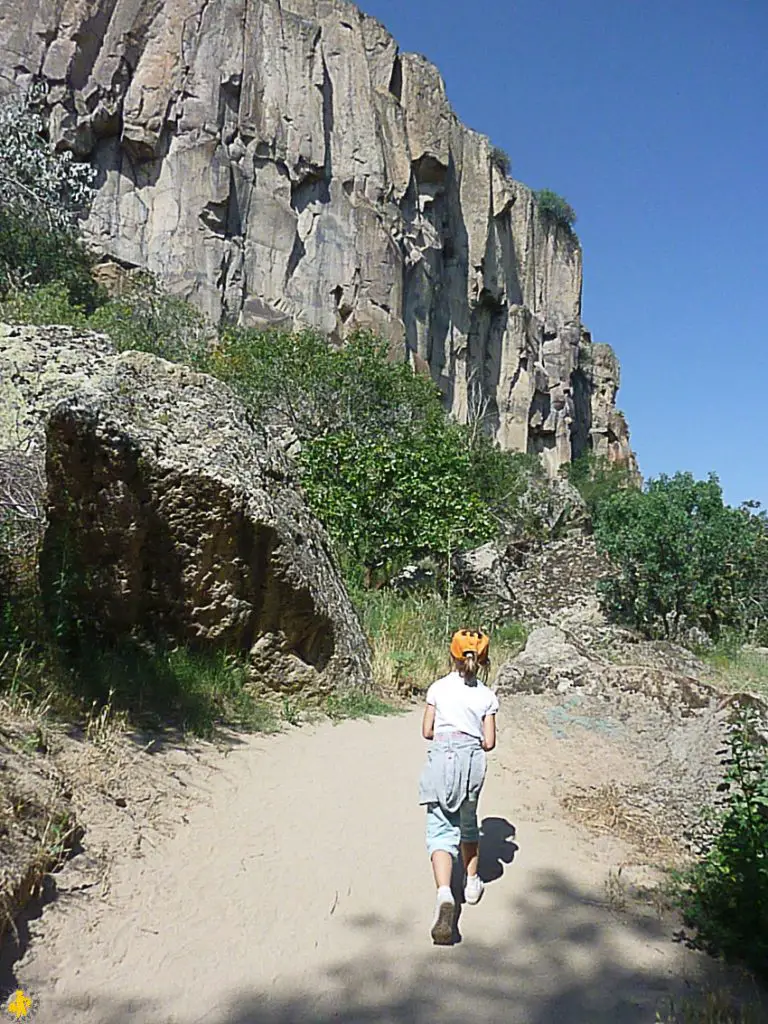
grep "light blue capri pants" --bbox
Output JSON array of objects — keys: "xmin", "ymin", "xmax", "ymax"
[{"xmin": 425, "ymin": 799, "xmax": 480, "ymax": 858}]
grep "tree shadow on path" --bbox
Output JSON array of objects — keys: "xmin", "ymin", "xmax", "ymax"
[{"xmin": 34, "ymin": 867, "xmax": 768, "ymax": 1024}]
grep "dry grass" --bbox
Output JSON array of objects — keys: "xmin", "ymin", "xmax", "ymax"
[
  {"xmin": 83, "ymin": 687, "xmax": 129, "ymax": 749},
  {"xmin": 0, "ymin": 673, "xmax": 146, "ymax": 949},
  {"xmin": 0, "ymin": 714, "xmax": 81, "ymax": 948},
  {"xmin": 562, "ymin": 782, "xmax": 681, "ymax": 863},
  {"xmin": 656, "ymin": 988, "xmax": 767, "ymax": 1023},
  {"xmin": 354, "ymin": 587, "xmax": 527, "ymax": 696},
  {"xmin": 703, "ymin": 648, "xmax": 768, "ymax": 699},
  {"xmin": 0, "ymin": 677, "xmax": 215, "ymax": 949}
]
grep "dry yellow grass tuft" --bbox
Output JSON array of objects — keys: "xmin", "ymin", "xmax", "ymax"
[
  {"xmin": 0, "ymin": 713, "xmax": 81, "ymax": 948},
  {"xmin": 562, "ymin": 782, "xmax": 681, "ymax": 863}
]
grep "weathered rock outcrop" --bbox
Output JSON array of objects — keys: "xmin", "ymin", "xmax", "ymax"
[
  {"xmin": 0, "ymin": 0, "xmax": 636, "ymax": 476},
  {"xmin": 495, "ymin": 624, "xmax": 767, "ymax": 853},
  {"xmin": 0, "ymin": 324, "xmax": 372, "ymax": 695}
]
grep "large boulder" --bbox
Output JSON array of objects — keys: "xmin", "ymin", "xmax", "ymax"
[
  {"xmin": 450, "ymin": 541, "xmax": 518, "ymax": 613},
  {"xmin": 509, "ymin": 533, "xmax": 614, "ymax": 622},
  {"xmin": 0, "ymin": 325, "xmax": 371, "ymax": 696},
  {"xmin": 495, "ymin": 626, "xmax": 594, "ymax": 694}
]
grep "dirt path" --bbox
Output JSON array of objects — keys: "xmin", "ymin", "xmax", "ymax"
[{"xmin": 6, "ymin": 703, "xmax": 763, "ymax": 1023}]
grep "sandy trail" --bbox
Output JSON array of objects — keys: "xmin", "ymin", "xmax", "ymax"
[{"xmin": 6, "ymin": 704, "xmax": 760, "ymax": 1023}]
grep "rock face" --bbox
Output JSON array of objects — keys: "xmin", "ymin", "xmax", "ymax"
[
  {"xmin": 494, "ymin": 624, "xmax": 761, "ymax": 854},
  {"xmin": 0, "ymin": 0, "xmax": 636, "ymax": 477},
  {"xmin": 0, "ymin": 324, "xmax": 372, "ymax": 695}
]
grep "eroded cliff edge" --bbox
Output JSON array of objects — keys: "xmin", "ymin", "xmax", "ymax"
[{"xmin": 0, "ymin": 0, "xmax": 636, "ymax": 476}]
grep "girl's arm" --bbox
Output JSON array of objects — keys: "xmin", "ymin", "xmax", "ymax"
[
  {"xmin": 422, "ymin": 703, "xmax": 436, "ymax": 740},
  {"xmin": 481, "ymin": 713, "xmax": 496, "ymax": 752}
]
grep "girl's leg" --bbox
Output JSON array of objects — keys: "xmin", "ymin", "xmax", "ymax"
[
  {"xmin": 426, "ymin": 803, "xmax": 460, "ymax": 944},
  {"xmin": 459, "ymin": 799, "xmax": 481, "ymax": 871},
  {"xmin": 460, "ymin": 840, "xmax": 479, "ymax": 877},
  {"xmin": 426, "ymin": 803, "xmax": 460, "ymax": 885},
  {"xmin": 431, "ymin": 850, "xmax": 453, "ymax": 888},
  {"xmin": 459, "ymin": 800, "xmax": 484, "ymax": 904}
]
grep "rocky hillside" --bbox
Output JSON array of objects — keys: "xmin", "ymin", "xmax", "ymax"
[{"xmin": 0, "ymin": 0, "xmax": 636, "ymax": 477}]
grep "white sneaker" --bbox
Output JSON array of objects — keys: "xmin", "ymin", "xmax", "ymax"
[
  {"xmin": 430, "ymin": 893, "xmax": 455, "ymax": 945},
  {"xmin": 464, "ymin": 873, "xmax": 484, "ymax": 905}
]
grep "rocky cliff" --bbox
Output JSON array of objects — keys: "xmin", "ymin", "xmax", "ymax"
[{"xmin": 0, "ymin": 0, "xmax": 636, "ymax": 476}]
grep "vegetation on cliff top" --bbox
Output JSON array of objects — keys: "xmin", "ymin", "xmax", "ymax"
[{"xmin": 534, "ymin": 188, "xmax": 578, "ymax": 231}]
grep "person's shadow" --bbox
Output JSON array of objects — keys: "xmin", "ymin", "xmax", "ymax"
[
  {"xmin": 477, "ymin": 816, "xmax": 518, "ymax": 883},
  {"xmin": 449, "ymin": 817, "xmax": 517, "ymax": 943}
]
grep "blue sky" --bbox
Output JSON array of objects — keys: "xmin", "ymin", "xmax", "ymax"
[{"xmin": 362, "ymin": 0, "xmax": 768, "ymax": 509}]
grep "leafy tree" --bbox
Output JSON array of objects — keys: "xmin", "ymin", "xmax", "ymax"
[
  {"xmin": 0, "ymin": 87, "xmax": 101, "ymax": 309},
  {"xmin": 300, "ymin": 421, "xmax": 495, "ymax": 585},
  {"xmin": 209, "ymin": 328, "xmax": 441, "ymax": 441},
  {"xmin": 593, "ymin": 472, "xmax": 768, "ymax": 640},
  {"xmin": 534, "ymin": 188, "xmax": 577, "ymax": 231}
]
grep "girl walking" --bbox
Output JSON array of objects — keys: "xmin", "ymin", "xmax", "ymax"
[{"xmin": 419, "ymin": 629, "xmax": 499, "ymax": 944}]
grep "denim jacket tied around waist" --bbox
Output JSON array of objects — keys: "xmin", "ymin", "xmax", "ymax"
[{"xmin": 418, "ymin": 733, "xmax": 487, "ymax": 813}]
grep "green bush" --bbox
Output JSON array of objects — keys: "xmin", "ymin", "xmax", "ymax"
[
  {"xmin": 673, "ymin": 710, "xmax": 768, "ymax": 981},
  {"xmin": 0, "ymin": 274, "xmax": 215, "ymax": 371},
  {"xmin": 0, "ymin": 280, "xmax": 92, "ymax": 328},
  {"xmin": 567, "ymin": 451, "xmax": 635, "ymax": 517},
  {"xmin": 534, "ymin": 188, "xmax": 577, "ymax": 230},
  {"xmin": 657, "ymin": 990, "xmax": 766, "ymax": 1023},
  {"xmin": 490, "ymin": 146, "xmax": 511, "ymax": 176},
  {"xmin": 300, "ymin": 420, "xmax": 495, "ymax": 585},
  {"xmin": 593, "ymin": 473, "xmax": 768, "ymax": 641},
  {"xmin": 0, "ymin": 88, "xmax": 102, "ymax": 310},
  {"xmin": 209, "ymin": 329, "xmax": 537, "ymax": 584},
  {"xmin": 209, "ymin": 328, "xmax": 439, "ymax": 441},
  {"xmin": 88, "ymin": 274, "xmax": 214, "ymax": 365}
]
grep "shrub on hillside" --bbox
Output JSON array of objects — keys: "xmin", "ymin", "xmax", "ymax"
[
  {"xmin": 209, "ymin": 330, "xmax": 506, "ymax": 583},
  {"xmin": 0, "ymin": 274, "xmax": 215, "ymax": 369},
  {"xmin": 0, "ymin": 88, "xmax": 101, "ymax": 310},
  {"xmin": 209, "ymin": 328, "xmax": 439, "ymax": 441},
  {"xmin": 88, "ymin": 273, "xmax": 215, "ymax": 365},
  {"xmin": 534, "ymin": 188, "xmax": 577, "ymax": 231},
  {"xmin": 673, "ymin": 709, "xmax": 768, "ymax": 981},
  {"xmin": 567, "ymin": 450, "xmax": 635, "ymax": 516},
  {"xmin": 593, "ymin": 472, "xmax": 768, "ymax": 641}
]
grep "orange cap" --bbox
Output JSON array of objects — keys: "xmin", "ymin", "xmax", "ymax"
[{"xmin": 450, "ymin": 629, "xmax": 490, "ymax": 665}]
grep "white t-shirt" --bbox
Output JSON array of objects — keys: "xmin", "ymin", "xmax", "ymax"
[{"xmin": 426, "ymin": 672, "xmax": 499, "ymax": 740}]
